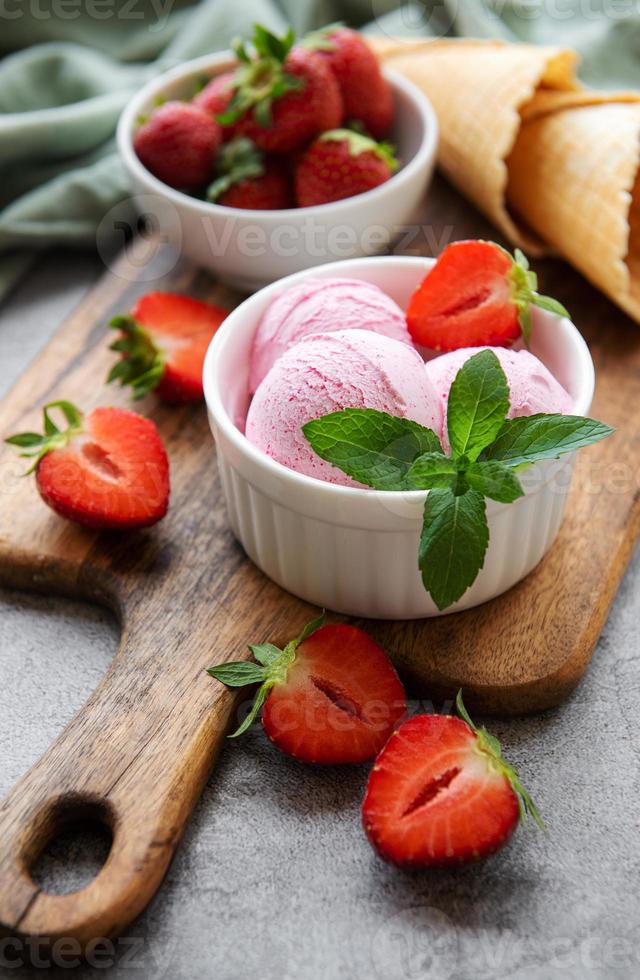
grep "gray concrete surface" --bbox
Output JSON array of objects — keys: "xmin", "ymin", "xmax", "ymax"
[{"xmin": 1, "ymin": 253, "xmax": 639, "ymax": 980}]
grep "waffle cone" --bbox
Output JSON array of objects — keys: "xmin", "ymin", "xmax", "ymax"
[{"xmin": 373, "ymin": 38, "xmax": 640, "ymax": 323}]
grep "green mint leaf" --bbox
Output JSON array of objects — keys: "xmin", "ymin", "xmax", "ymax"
[
  {"xmin": 249, "ymin": 643, "xmax": 283, "ymax": 667},
  {"xmin": 419, "ymin": 488, "xmax": 489, "ymax": 611},
  {"xmin": 303, "ymin": 409, "xmax": 442, "ymax": 490},
  {"xmin": 456, "ymin": 691, "xmax": 545, "ymax": 831},
  {"xmin": 447, "ymin": 350, "xmax": 510, "ymax": 461},
  {"xmin": 406, "ymin": 453, "xmax": 458, "ymax": 490},
  {"xmin": 463, "ymin": 460, "xmax": 525, "ymax": 503},
  {"xmin": 482, "ymin": 415, "xmax": 614, "ymax": 469},
  {"xmin": 207, "ymin": 662, "xmax": 267, "ymax": 687}
]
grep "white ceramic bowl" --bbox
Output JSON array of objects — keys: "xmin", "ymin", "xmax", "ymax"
[
  {"xmin": 117, "ymin": 52, "xmax": 438, "ymax": 291},
  {"xmin": 204, "ymin": 256, "xmax": 595, "ymax": 619}
]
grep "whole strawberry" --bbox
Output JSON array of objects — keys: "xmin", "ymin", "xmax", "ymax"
[
  {"xmin": 363, "ymin": 692, "xmax": 544, "ymax": 869},
  {"xmin": 295, "ymin": 129, "xmax": 398, "ymax": 207},
  {"xmin": 208, "ymin": 138, "xmax": 293, "ymax": 210},
  {"xmin": 6, "ymin": 402, "xmax": 170, "ymax": 530},
  {"xmin": 208, "ymin": 614, "xmax": 406, "ymax": 764},
  {"xmin": 134, "ymin": 101, "xmax": 221, "ymax": 190},
  {"xmin": 304, "ymin": 24, "xmax": 394, "ymax": 138},
  {"xmin": 193, "ymin": 72, "xmax": 237, "ymax": 140},
  {"xmin": 219, "ymin": 25, "xmax": 343, "ymax": 153},
  {"xmin": 107, "ymin": 292, "xmax": 228, "ymax": 403}
]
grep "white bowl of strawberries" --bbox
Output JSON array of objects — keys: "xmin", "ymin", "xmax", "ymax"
[{"xmin": 117, "ymin": 24, "xmax": 438, "ymax": 291}]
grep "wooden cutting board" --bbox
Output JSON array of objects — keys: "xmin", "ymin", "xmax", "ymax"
[{"xmin": 0, "ymin": 179, "xmax": 639, "ymax": 947}]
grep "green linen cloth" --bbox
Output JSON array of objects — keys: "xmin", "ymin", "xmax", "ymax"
[{"xmin": 0, "ymin": 0, "xmax": 638, "ymax": 298}]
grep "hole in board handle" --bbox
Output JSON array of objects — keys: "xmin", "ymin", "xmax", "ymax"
[{"xmin": 24, "ymin": 795, "xmax": 115, "ymax": 897}]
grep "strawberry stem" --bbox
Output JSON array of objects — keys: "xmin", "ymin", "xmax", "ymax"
[
  {"xmin": 5, "ymin": 400, "xmax": 84, "ymax": 475},
  {"xmin": 456, "ymin": 690, "xmax": 545, "ymax": 830},
  {"xmin": 319, "ymin": 129, "xmax": 399, "ymax": 171},
  {"xmin": 506, "ymin": 246, "xmax": 571, "ymax": 345},
  {"xmin": 207, "ymin": 612, "xmax": 326, "ymax": 737},
  {"xmin": 217, "ymin": 24, "xmax": 303, "ymax": 128},
  {"xmin": 207, "ymin": 138, "xmax": 266, "ymax": 202},
  {"xmin": 107, "ymin": 315, "xmax": 165, "ymax": 400}
]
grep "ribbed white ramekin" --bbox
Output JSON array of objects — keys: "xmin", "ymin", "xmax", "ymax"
[{"xmin": 203, "ymin": 256, "xmax": 595, "ymax": 619}]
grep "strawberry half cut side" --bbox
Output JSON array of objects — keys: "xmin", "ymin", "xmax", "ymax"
[
  {"xmin": 362, "ymin": 691, "xmax": 543, "ymax": 868},
  {"xmin": 406, "ymin": 240, "xmax": 570, "ymax": 351},
  {"xmin": 108, "ymin": 292, "xmax": 228, "ymax": 403},
  {"xmin": 5, "ymin": 401, "xmax": 170, "ymax": 530},
  {"xmin": 207, "ymin": 614, "xmax": 407, "ymax": 764}
]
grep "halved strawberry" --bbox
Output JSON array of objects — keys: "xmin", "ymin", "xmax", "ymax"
[
  {"xmin": 207, "ymin": 614, "xmax": 406, "ymax": 764},
  {"xmin": 362, "ymin": 692, "xmax": 543, "ymax": 868},
  {"xmin": 406, "ymin": 240, "xmax": 570, "ymax": 351},
  {"xmin": 107, "ymin": 292, "xmax": 228, "ymax": 403},
  {"xmin": 5, "ymin": 401, "xmax": 169, "ymax": 530}
]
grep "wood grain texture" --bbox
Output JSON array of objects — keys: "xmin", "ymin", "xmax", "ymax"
[{"xmin": 0, "ymin": 178, "xmax": 638, "ymax": 946}]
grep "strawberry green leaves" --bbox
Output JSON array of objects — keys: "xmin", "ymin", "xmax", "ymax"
[
  {"xmin": 303, "ymin": 350, "xmax": 614, "ymax": 610},
  {"xmin": 456, "ymin": 690, "xmax": 545, "ymax": 829},
  {"xmin": 107, "ymin": 315, "xmax": 165, "ymax": 400},
  {"xmin": 207, "ymin": 612, "xmax": 326, "ymax": 737},
  {"xmin": 508, "ymin": 248, "xmax": 570, "ymax": 344},
  {"xmin": 219, "ymin": 25, "xmax": 302, "ymax": 128},
  {"xmin": 5, "ymin": 400, "xmax": 84, "ymax": 474}
]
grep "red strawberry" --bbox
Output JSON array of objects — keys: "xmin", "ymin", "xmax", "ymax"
[
  {"xmin": 133, "ymin": 101, "xmax": 221, "ymax": 190},
  {"xmin": 108, "ymin": 292, "xmax": 228, "ymax": 403},
  {"xmin": 193, "ymin": 72, "xmax": 237, "ymax": 139},
  {"xmin": 5, "ymin": 401, "xmax": 169, "ymax": 530},
  {"xmin": 304, "ymin": 25, "xmax": 394, "ymax": 138},
  {"xmin": 207, "ymin": 138, "xmax": 293, "ymax": 210},
  {"xmin": 362, "ymin": 692, "xmax": 543, "ymax": 869},
  {"xmin": 295, "ymin": 129, "xmax": 397, "ymax": 207},
  {"xmin": 207, "ymin": 615, "xmax": 406, "ymax": 764},
  {"xmin": 220, "ymin": 25, "xmax": 343, "ymax": 153},
  {"xmin": 406, "ymin": 240, "xmax": 571, "ymax": 351}
]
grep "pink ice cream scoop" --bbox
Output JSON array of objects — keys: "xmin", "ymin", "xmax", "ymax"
[
  {"xmin": 249, "ymin": 277, "xmax": 412, "ymax": 394},
  {"xmin": 246, "ymin": 330, "xmax": 443, "ymax": 487},
  {"xmin": 425, "ymin": 347, "xmax": 573, "ymax": 451}
]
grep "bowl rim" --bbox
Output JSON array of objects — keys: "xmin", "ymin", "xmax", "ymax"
[
  {"xmin": 203, "ymin": 254, "xmax": 596, "ymax": 505},
  {"xmin": 116, "ymin": 50, "xmax": 439, "ymax": 220}
]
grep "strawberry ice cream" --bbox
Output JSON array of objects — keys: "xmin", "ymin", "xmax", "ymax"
[
  {"xmin": 246, "ymin": 330, "xmax": 443, "ymax": 487},
  {"xmin": 249, "ymin": 278, "xmax": 411, "ymax": 393},
  {"xmin": 425, "ymin": 347, "xmax": 573, "ymax": 450}
]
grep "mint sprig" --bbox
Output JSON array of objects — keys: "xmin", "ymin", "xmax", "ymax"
[
  {"xmin": 206, "ymin": 612, "xmax": 325, "ymax": 737},
  {"xmin": 303, "ymin": 350, "xmax": 613, "ymax": 610}
]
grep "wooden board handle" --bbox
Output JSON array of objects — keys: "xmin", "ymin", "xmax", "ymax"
[{"xmin": 0, "ymin": 616, "xmax": 238, "ymax": 947}]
